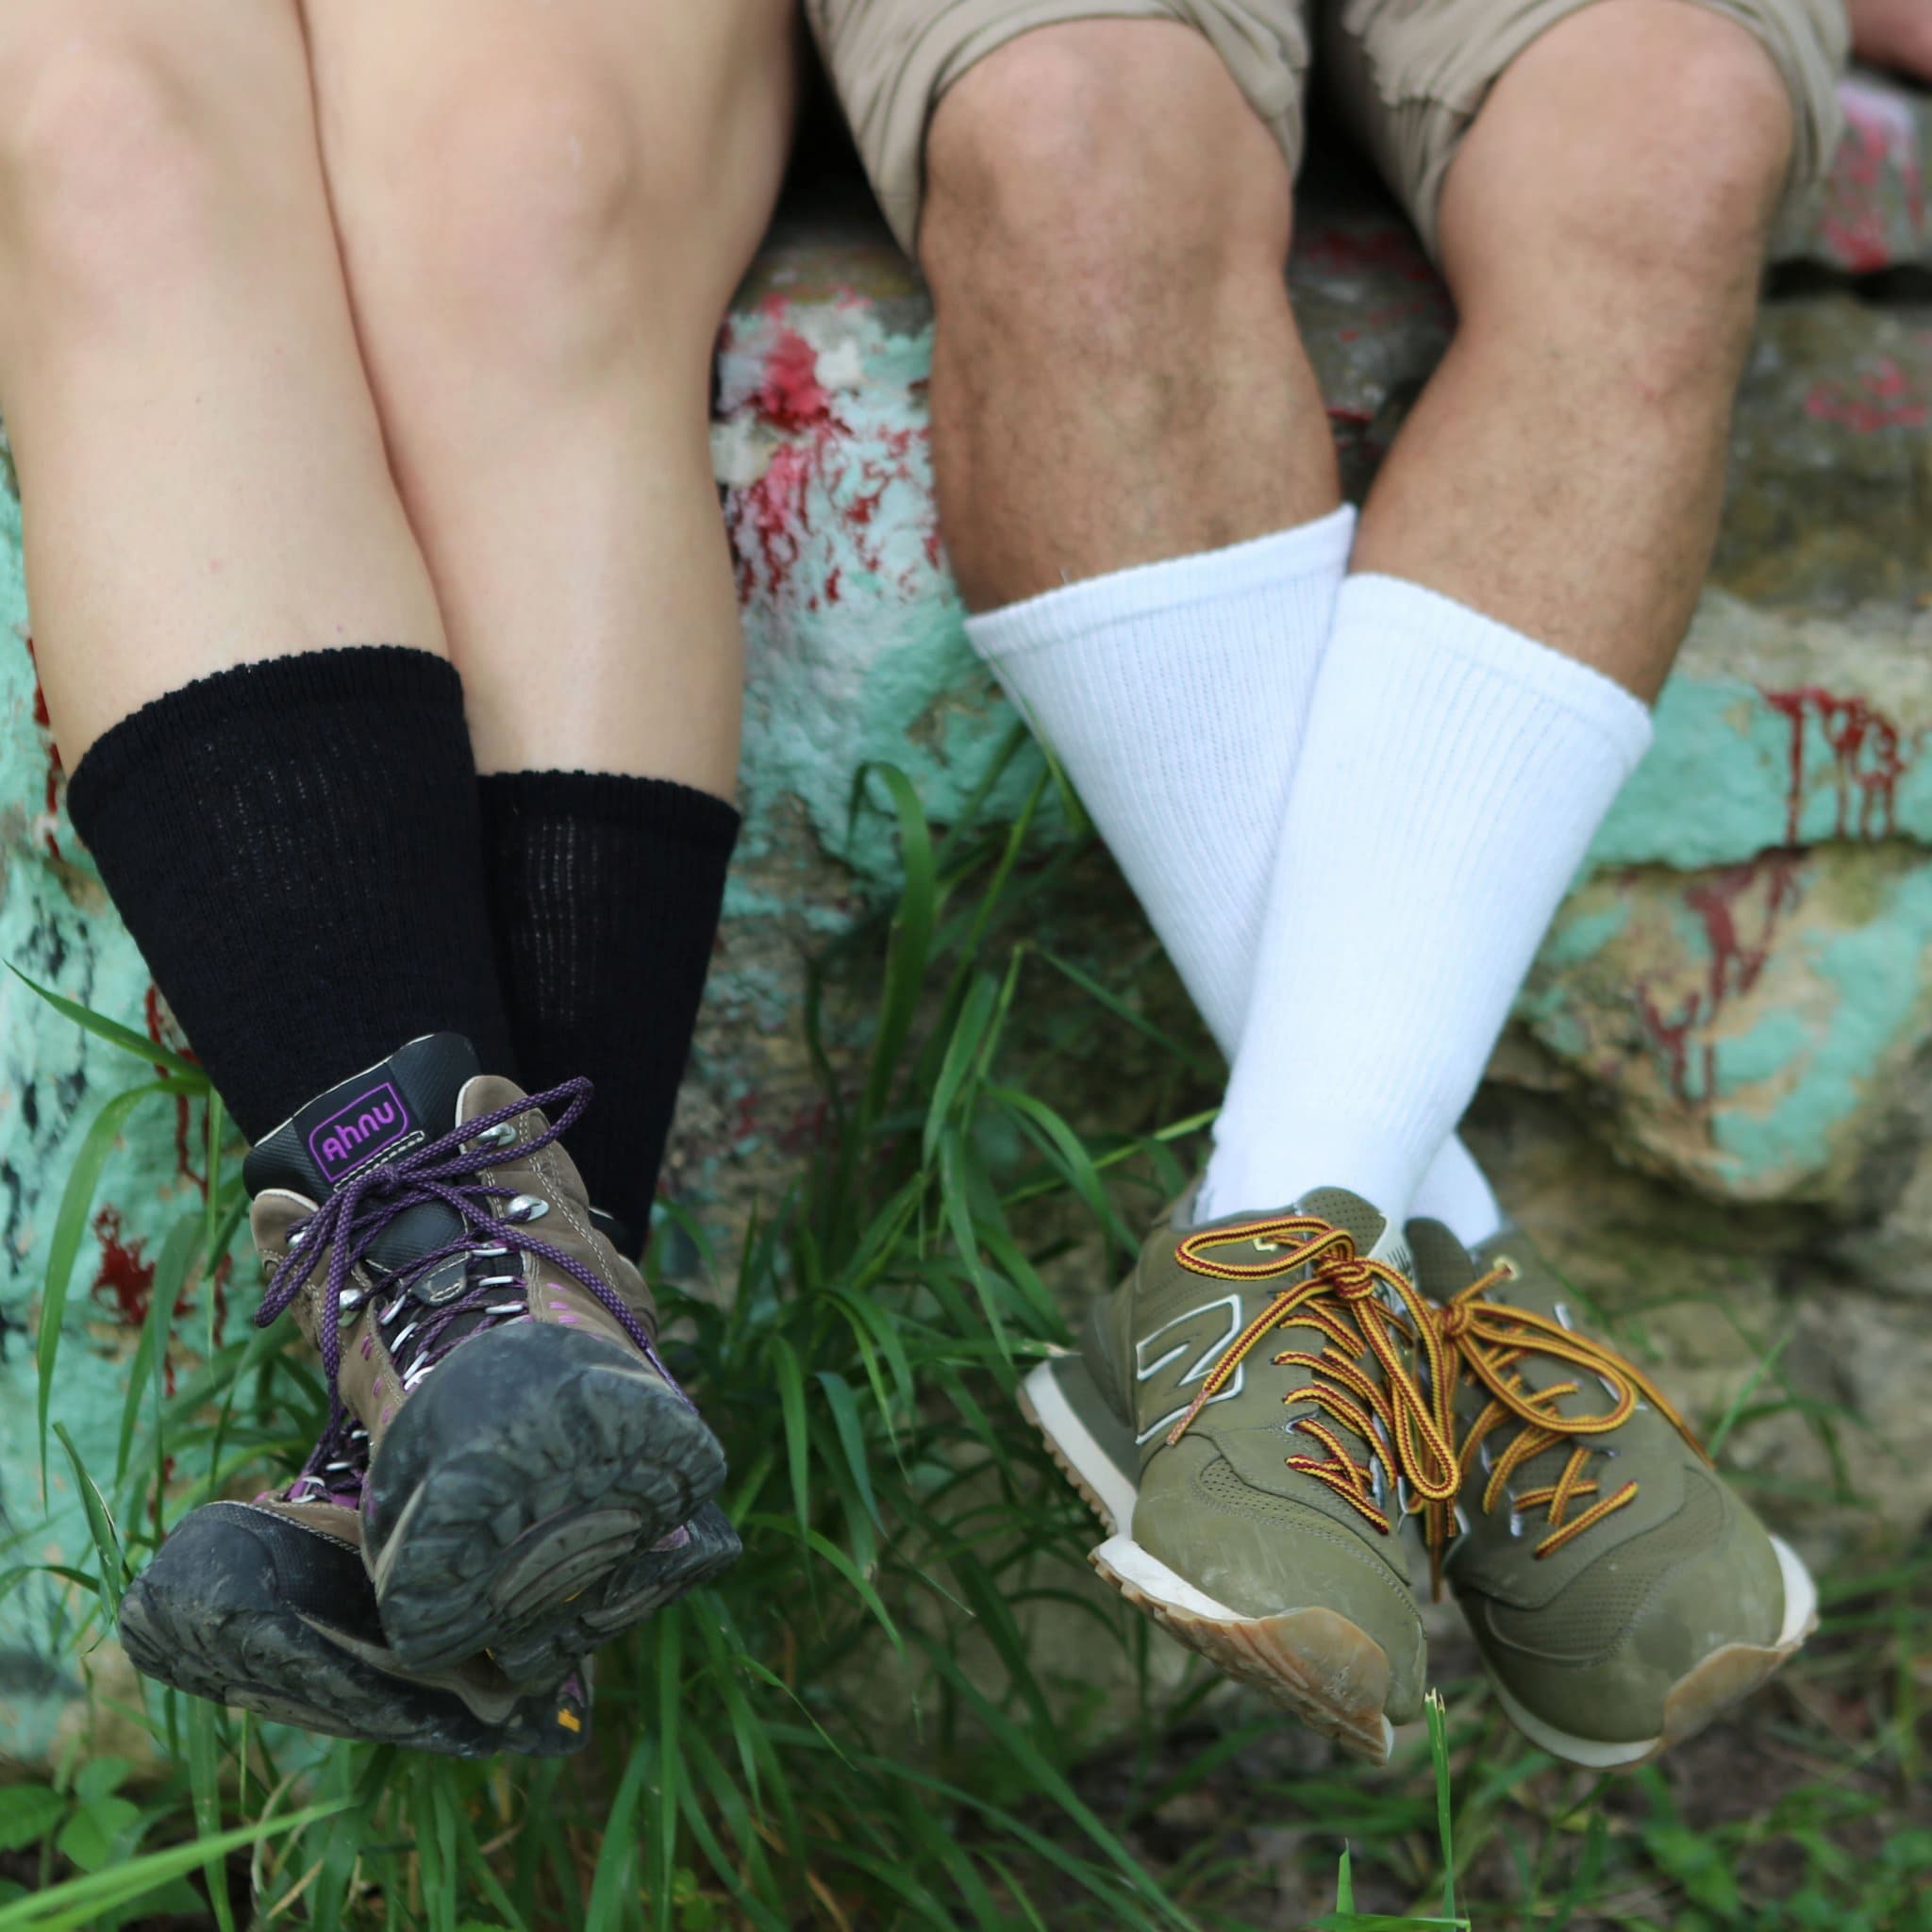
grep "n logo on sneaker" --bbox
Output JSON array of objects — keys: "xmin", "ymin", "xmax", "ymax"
[
  {"xmin": 310, "ymin": 1081, "xmax": 413, "ymax": 1182},
  {"xmin": 1133, "ymin": 1294, "xmax": 1243, "ymax": 1445}
]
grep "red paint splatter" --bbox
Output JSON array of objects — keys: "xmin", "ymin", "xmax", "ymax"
[
  {"xmin": 724, "ymin": 313, "xmax": 940, "ymax": 609},
  {"xmin": 145, "ymin": 984, "xmax": 207, "ymax": 1197},
  {"xmin": 1803, "ymin": 358, "xmax": 1929, "ymax": 435},
  {"xmin": 1760, "ymin": 685, "xmax": 1913, "ymax": 845},
  {"xmin": 1632, "ymin": 854, "xmax": 1802, "ymax": 1104},
  {"xmin": 756, "ymin": 327, "xmax": 833, "ymax": 433},
  {"xmin": 1815, "ymin": 82, "xmax": 1926, "ymax": 274},
  {"xmin": 90, "ymin": 1207, "xmax": 157, "ymax": 1324},
  {"xmin": 23, "ymin": 636, "xmax": 62, "ymax": 860}
]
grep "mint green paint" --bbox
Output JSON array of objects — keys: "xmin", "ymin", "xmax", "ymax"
[
  {"xmin": 1710, "ymin": 1006, "xmax": 1814, "ymax": 1097},
  {"xmin": 1713, "ymin": 866, "xmax": 1932, "ymax": 1182},
  {"xmin": 4, "ymin": 267, "xmax": 1932, "ymax": 1761},
  {"xmin": 1537, "ymin": 902, "xmax": 1631, "ymax": 970},
  {"xmin": 1591, "ymin": 677, "xmax": 1788, "ymax": 870}
]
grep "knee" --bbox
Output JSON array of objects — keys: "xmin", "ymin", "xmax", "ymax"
[
  {"xmin": 1572, "ymin": 18, "xmax": 1794, "ymax": 280},
  {"xmin": 377, "ymin": 63, "xmax": 644, "ymax": 365},
  {"xmin": 363, "ymin": 55, "xmax": 746, "ymax": 371},
  {"xmin": 919, "ymin": 25, "xmax": 1291, "ymax": 347},
  {"xmin": 0, "ymin": 30, "xmax": 242, "ymax": 318}
]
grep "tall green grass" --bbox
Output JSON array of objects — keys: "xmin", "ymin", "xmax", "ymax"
[{"xmin": 7, "ymin": 744, "xmax": 1925, "ymax": 1928}]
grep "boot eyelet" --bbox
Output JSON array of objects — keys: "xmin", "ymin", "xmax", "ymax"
[
  {"xmin": 505, "ymin": 1193, "xmax": 550, "ymax": 1224},
  {"xmin": 475, "ymin": 1123, "xmax": 518, "ymax": 1151},
  {"xmin": 1494, "ymin": 1255, "xmax": 1520, "ymax": 1281}
]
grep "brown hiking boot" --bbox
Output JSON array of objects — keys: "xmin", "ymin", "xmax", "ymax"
[
  {"xmin": 242, "ymin": 1034, "xmax": 729, "ymax": 1685},
  {"xmin": 119, "ymin": 1424, "xmax": 593, "ymax": 1757}
]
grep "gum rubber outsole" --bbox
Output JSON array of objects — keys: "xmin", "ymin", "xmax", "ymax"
[
  {"xmin": 1484, "ymin": 1535, "xmax": 1821, "ymax": 1770},
  {"xmin": 368, "ymin": 1324, "xmax": 727, "ymax": 1683},
  {"xmin": 118, "ymin": 1572, "xmax": 586, "ymax": 1758},
  {"xmin": 1020, "ymin": 1355, "xmax": 1399, "ymax": 1766}
]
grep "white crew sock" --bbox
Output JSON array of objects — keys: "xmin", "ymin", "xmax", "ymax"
[
  {"xmin": 1408, "ymin": 1133, "xmax": 1505, "ymax": 1246},
  {"xmin": 1197, "ymin": 574, "xmax": 1654, "ymax": 1227},
  {"xmin": 966, "ymin": 518, "xmax": 1505, "ymax": 1246},
  {"xmin": 965, "ymin": 509, "xmax": 1356, "ymax": 1057}
]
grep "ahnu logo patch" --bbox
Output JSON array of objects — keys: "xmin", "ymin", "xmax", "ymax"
[{"xmin": 309, "ymin": 1080, "xmax": 412, "ymax": 1181}]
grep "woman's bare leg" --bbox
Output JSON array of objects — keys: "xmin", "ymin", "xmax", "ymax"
[
  {"xmin": 302, "ymin": 0, "xmax": 796, "ymax": 796},
  {"xmin": 0, "ymin": 1, "xmax": 450, "ymax": 762}
]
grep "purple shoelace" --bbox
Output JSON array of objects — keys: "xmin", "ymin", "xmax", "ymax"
[{"xmin": 259, "ymin": 1077, "xmax": 679, "ymax": 1494}]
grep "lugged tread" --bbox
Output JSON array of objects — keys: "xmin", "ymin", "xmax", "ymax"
[
  {"xmin": 369, "ymin": 1325, "xmax": 727, "ymax": 1684},
  {"xmin": 118, "ymin": 1573, "xmax": 585, "ymax": 1758}
]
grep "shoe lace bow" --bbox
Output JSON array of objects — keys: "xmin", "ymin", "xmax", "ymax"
[
  {"xmin": 258, "ymin": 1078, "xmax": 677, "ymax": 1498},
  {"xmin": 1424, "ymin": 1259, "xmax": 1706, "ymax": 1574},
  {"xmin": 1165, "ymin": 1214, "xmax": 1461, "ymax": 1537}
]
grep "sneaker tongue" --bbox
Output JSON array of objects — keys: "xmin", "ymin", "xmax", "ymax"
[
  {"xmin": 1296, "ymin": 1187, "xmax": 1410, "ymax": 1280},
  {"xmin": 242, "ymin": 1033, "xmax": 481, "ymax": 1268}
]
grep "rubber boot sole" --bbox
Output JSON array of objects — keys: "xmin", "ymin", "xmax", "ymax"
[
  {"xmin": 485, "ymin": 1503, "xmax": 741, "ymax": 1687},
  {"xmin": 1483, "ymin": 1536, "xmax": 1820, "ymax": 1769},
  {"xmin": 367, "ymin": 1322, "xmax": 726, "ymax": 1682},
  {"xmin": 118, "ymin": 1510, "xmax": 588, "ymax": 1757},
  {"xmin": 1021, "ymin": 1351, "xmax": 1400, "ymax": 1766}
]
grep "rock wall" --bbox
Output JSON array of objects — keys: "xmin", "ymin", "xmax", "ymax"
[{"xmin": 4, "ymin": 70, "xmax": 1932, "ymax": 1762}]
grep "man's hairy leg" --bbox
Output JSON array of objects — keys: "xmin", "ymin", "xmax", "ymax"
[
  {"xmin": 923, "ymin": 19, "xmax": 1336, "ymax": 610},
  {"xmin": 1203, "ymin": 0, "xmax": 1794, "ymax": 1224},
  {"xmin": 921, "ymin": 18, "xmax": 1497, "ymax": 1235},
  {"xmin": 1355, "ymin": 0, "xmax": 1793, "ymax": 700}
]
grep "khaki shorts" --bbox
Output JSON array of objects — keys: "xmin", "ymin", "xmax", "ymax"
[{"xmin": 807, "ymin": 0, "xmax": 1850, "ymax": 259}]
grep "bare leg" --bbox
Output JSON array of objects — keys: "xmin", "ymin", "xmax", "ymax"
[
  {"xmin": 0, "ymin": 3, "xmax": 449, "ymax": 762},
  {"xmin": 1353, "ymin": 0, "xmax": 1794, "ymax": 699},
  {"xmin": 302, "ymin": 0, "xmax": 796, "ymax": 795},
  {"xmin": 921, "ymin": 19, "xmax": 1338, "ymax": 612}
]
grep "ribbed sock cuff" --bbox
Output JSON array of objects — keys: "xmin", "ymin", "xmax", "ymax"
[
  {"xmin": 477, "ymin": 770, "xmax": 741, "ymax": 855},
  {"xmin": 1340, "ymin": 575, "xmax": 1655, "ymax": 777},
  {"xmin": 966, "ymin": 508, "xmax": 1357, "ymax": 662},
  {"xmin": 67, "ymin": 647, "xmax": 462, "ymax": 836}
]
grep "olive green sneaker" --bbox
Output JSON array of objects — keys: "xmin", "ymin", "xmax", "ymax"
[
  {"xmin": 1407, "ymin": 1220, "xmax": 1818, "ymax": 1769},
  {"xmin": 1021, "ymin": 1189, "xmax": 1460, "ymax": 1763}
]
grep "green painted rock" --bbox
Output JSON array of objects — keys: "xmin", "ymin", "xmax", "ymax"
[{"xmin": 6, "ymin": 122, "xmax": 1932, "ymax": 1758}]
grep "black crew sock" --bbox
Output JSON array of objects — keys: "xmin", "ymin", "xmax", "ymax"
[
  {"xmin": 65, "ymin": 648, "xmax": 515, "ymax": 1142},
  {"xmin": 477, "ymin": 770, "xmax": 740, "ymax": 1243}
]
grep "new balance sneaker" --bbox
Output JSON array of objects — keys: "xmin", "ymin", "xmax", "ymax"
[
  {"xmin": 1022, "ymin": 1190, "xmax": 1460, "ymax": 1764},
  {"xmin": 1407, "ymin": 1220, "xmax": 1818, "ymax": 1769},
  {"xmin": 118, "ymin": 1443, "xmax": 591, "ymax": 1757},
  {"xmin": 242, "ymin": 1034, "xmax": 729, "ymax": 1684}
]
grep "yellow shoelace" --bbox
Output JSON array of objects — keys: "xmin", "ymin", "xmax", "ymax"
[
  {"xmin": 1166, "ymin": 1215, "xmax": 1460, "ymax": 1537},
  {"xmin": 1425, "ymin": 1259, "xmax": 1707, "ymax": 1574}
]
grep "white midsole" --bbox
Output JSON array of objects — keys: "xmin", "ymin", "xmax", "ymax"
[
  {"xmin": 1091, "ymin": 1534, "xmax": 1248, "ymax": 1624},
  {"xmin": 1488, "ymin": 1534, "xmax": 1819, "ymax": 1768},
  {"xmin": 1021, "ymin": 1358, "xmax": 1137, "ymax": 1541},
  {"xmin": 1023, "ymin": 1360, "xmax": 1252, "ymax": 1624},
  {"xmin": 1770, "ymin": 1535, "xmax": 1818, "ymax": 1644}
]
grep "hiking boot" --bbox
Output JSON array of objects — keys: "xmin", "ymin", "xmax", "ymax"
[
  {"xmin": 1407, "ymin": 1220, "xmax": 1818, "ymax": 1769},
  {"xmin": 118, "ymin": 1435, "xmax": 591, "ymax": 1757},
  {"xmin": 1021, "ymin": 1190, "xmax": 1460, "ymax": 1764},
  {"xmin": 242, "ymin": 1033, "xmax": 729, "ymax": 1684}
]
